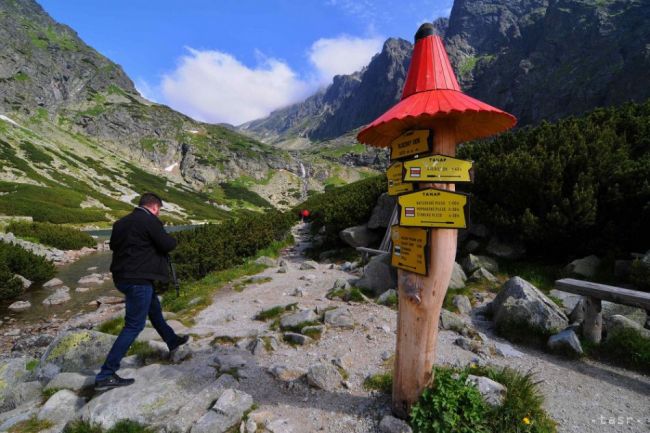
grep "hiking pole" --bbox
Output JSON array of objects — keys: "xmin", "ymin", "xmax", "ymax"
[{"xmin": 168, "ymin": 255, "xmax": 181, "ymax": 298}]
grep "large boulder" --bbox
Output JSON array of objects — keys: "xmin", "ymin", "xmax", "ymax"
[
  {"xmin": 339, "ymin": 225, "xmax": 379, "ymax": 248},
  {"xmin": 323, "ymin": 307, "xmax": 354, "ymax": 329},
  {"xmin": 191, "ymin": 389, "xmax": 253, "ymax": 433},
  {"xmin": 486, "ymin": 237, "xmax": 525, "ymax": 260},
  {"xmin": 466, "ymin": 375, "xmax": 507, "ymax": 407},
  {"xmin": 40, "ymin": 330, "xmax": 116, "ymax": 374},
  {"xmin": 0, "ymin": 357, "xmax": 37, "ymax": 412},
  {"xmin": 489, "ymin": 277, "xmax": 569, "ymax": 338},
  {"xmin": 81, "ymin": 363, "xmax": 234, "ymax": 431},
  {"xmin": 368, "ymin": 193, "xmax": 397, "ymax": 229},
  {"xmin": 602, "ymin": 302, "xmax": 647, "ymax": 328},
  {"xmin": 42, "ymin": 287, "xmax": 71, "ymax": 306},
  {"xmin": 280, "ymin": 309, "xmax": 318, "ymax": 330},
  {"xmin": 356, "ymin": 253, "xmax": 397, "ymax": 296},
  {"xmin": 8, "ymin": 301, "xmax": 31, "ymax": 312},
  {"xmin": 461, "ymin": 254, "xmax": 498, "ymax": 274},
  {"xmin": 448, "ymin": 262, "xmax": 467, "ymax": 290},
  {"xmin": 565, "ymin": 255, "xmax": 601, "ymax": 278},
  {"xmin": 38, "ymin": 389, "xmax": 84, "ymax": 425},
  {"xmin": 307, "ymin": 363, "xmax": 342, "ymax": 391},
  {"xmin": 547, "ymin": 329, "xmax": 583, "ymax": 356},
  {"xmin": 605, "ymin": 315, "xmax": 650, "ymax": 340}
]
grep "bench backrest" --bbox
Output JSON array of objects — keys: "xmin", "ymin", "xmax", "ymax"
[{"xmin": 555, "ymin": 278, "xmax": 650, "ymax": 311}]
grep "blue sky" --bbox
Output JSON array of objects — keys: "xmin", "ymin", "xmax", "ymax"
[{"xmin": 39, "ymin": 0, "xmax": 453, "ymax": 125}]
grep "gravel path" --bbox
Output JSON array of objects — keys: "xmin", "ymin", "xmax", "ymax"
[{"xmin": 188, "ymin": 223, "xmax": 650, "ymax": 433}]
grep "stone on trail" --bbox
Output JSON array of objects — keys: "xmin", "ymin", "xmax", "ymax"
[
  {"xmin": 379, "ymin": 415, "xmax": 413, "ymax": 433},
  {"xmin": 452, "ymin": 295, "xmax": 472, "ymax": 315},
  {"xmin": 449, "ymin": 262, "xmax": 467, "ymax": 289},
  {"xmin": 8, "ymin": 301, "xmax": 31, "ymax": 312},
  {"xmin": 42, "ymin": 287, "xmax": 71, "ymax": 306},
  {"xmin": 323, "ymin": 307, "xmax": 354, "ymax": 329},
  {"xmin": 42, "ymin": 278, "xmax": 63, "ymax": 288},
  {"xmin": 356, "ymin": 253, "xmax": 397, "ymax": 296},
  {"xmin": 38, "ymin": 389, "xmax": 84, "ymax": 424},
  {"xmin": 0, "ymin": 405, "xmax": 39, "ymax": 432},
  {"xmin": 0, "ymin": 378, "xmax": 42, "ymax": 413},
  {"xmin": 461, "ymin": 254, "xmax": 498, "ymax": 274},
  {"xmin": 283, "ymin": 332, "xmax": 313, "ymax": 346},
  {"xmin": 377, "ymin": 289, "xmax": 397, "ymax": 306},
  {"xmin": 547, "ymin": 329, "xmax": 583, "ymax": 356},
  {"xmin": 339, "ymin": 224, "xmax": 379, "ymax": 248},
  {"xmin": 255, "ymin": 256, "xmax": 278, "ymax": 267},
  {"xmin": 488, "ymin": 277, "xmax": 568, "ymax": 337},
  {"xmin": 278, "ymin": 260, "xmax": 290, "ymax": 273},
  {"xmin": 439, "ymin": 309, "xmax": 468, "ymax": 334},
  {"xmin": 307, "ymin": 363, "xmax": 342, "ymax": 391},
  {"xmin": 268, "ymin": 364, "xmax": 307, "ymax": 382},
  {"xmin": 280, "ymin": 309, "xmax": 318, "ymax": 330},
  {"xmin": 213, "ymin": 353, "xmax": 248, "ymax": 374},
  {"xmin": 332, "ymin": 278, "xmax": 351, "ymax": 290},
  {"xmin": 291, "ymin": 287, "xmax": 307, "ymax": 297},
  {"xmin": 565, "ymin": 255, "xmax": 601, "ymax": 278},
  {"xmin": 96, "ymin": 296, "xmax": 124, "ymax": 305},
  {"xmin": 40, "ymin": 330, "xmax": 116, "ymax": 373},
  {"xmin": 45, "ymin": 372, "xmax": 94, "ymax": 392},
  {"xmin": 466, "ymin": 375, "xmax": 507, "ymax": 407},
  {"xmin": 469, "ymin": 267, "xmax": 498, "ymax": 284},
  {"xmin": 191, "ymin": 389, "xmax": 253, "ymax": 433},
  {"xmin": 81, "ymin": 363, "xmax": 225, "ymax": 430},
  {"xmin": 300, "ymin": 260, "xmax": 319, "ymax": 270}
]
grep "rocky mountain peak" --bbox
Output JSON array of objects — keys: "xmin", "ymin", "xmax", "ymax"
[{"xmin": 0, "ymin": 0, "xmax": 136, "ymax": 113}]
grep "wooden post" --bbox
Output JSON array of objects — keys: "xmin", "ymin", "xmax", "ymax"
[
  {"xmin": 392, "ymin": 122, "xmax": 459, "ymax": 418},
  {"xmin": 583, "ymin": 296, "xmax": 602, "ymax": 344}
]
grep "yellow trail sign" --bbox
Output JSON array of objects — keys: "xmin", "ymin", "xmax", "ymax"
[
  {"xmin": 387, "ymin": 162, "xmax": 414, "ymax": 196},
  {"xmin": 391, "ymin": 225, "xmax": 428, "ymax": 275},
  {"xmin": 398, "ymin": 188, "xmax": 469, "ymax": 228},
  {"xmin": 390, "ymin": 129, "xmax": 432, "ymax": 161},
  {"xmin": 403, "ymin": 155, "xmax": 473, "ymax": 183}
]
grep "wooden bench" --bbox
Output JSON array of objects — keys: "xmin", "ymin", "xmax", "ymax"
[{"xmin": 554, "ymin": 278, "xmax": 650, "ymax": 343}]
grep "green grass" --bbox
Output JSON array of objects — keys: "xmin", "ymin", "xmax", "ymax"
[
  {"xmin": 25, "ymin": 359, "xmax": 39, "ymax": 371},
  {"xmin": 363, "ymin": 372, "xmax": 393, "ymax": 393},
  {"xmin": 97, "ymin": 316, "xmax": 124, "ymax": 335},
  {"xmin": 127, "ymin": 341, "xmax": 164, "ymax": 363},
  {"xmin": 583, "ymin": 328, "xmax": 650, "ymax": 374},
  {"xmin": 161, "ymin": 261, "xmax": 267, "ymax": 321},
  {"xmin": 13, "ymin": 71, "xmax": 30, "ymax": 82},
  {"xmin": 498, "ymin": 261, "xmax": 560, "ymax": 293},
  {"xmin": 410, "ymin": 365, "xmax": 556, "ymax": 433},
  {"xmin": 8, "ymin": 417, "xmax": 53, "ymax": 433},
  {"xmin": 254, "ymin": 303, "xmax": 297, "ymax": 321},
  {"xmin": 63, "ymin": 420, "xmax": 153, "ymax": 433},
  {"xmin": 8, "ymin": 221, "xmax": 96, "ymax": 250},
  {"xmin": 41, "ymin": 387, "xmax": 61, "ymax": 401},
  {"xmin": 219, "ymin": 182, "xmax": 273, "ymax": 209}
]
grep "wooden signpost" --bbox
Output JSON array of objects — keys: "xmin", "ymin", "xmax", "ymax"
[
  {"xmin": 387, "ymin": 162, "xmax": 414, "ymax": 196},
  {"xmin": 403, "ymin": 155, "xmax": 473, "ymax": 183},
  {"xmin": 391, "ymin": 225, "xmax": 428, "ymax": 275},
  {"xmin": 398, "ymin": 188, "xmax": 469, "ymax": 229},
  {"xmin": 355, "ymin": 23, "xmax": 516, "ymax": 419},
  {"xmin": 389, "ymin": 129, "xmax": 433, "ymax": 160}
]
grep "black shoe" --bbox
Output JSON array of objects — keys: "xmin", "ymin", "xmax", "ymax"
[
  {"xmin": 94, "ymin": 374, "xmax": 135, "ymax": 391},
  {"xmin": 169, "ymin": 334, "xmax": 190, "ymax": 352}
]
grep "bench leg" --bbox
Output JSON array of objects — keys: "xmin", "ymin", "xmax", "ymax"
[{"xmin": 583, "ymin": 296, "xmax": 602, "ymax": 344}]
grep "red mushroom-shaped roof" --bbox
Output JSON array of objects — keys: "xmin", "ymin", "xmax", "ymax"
[{"xmin": 357, "ymin": 24, "xmax": 516, "ymax": 147}]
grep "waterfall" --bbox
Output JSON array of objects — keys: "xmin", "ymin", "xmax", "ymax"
[{"xmin": 299, "ymin": 162, "xmax": 306, "ymax": 178}]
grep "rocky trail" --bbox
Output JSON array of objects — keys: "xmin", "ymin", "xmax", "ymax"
[{"xmin": 1, "ymin": 223, "xmax": 648, "ymax": 433}]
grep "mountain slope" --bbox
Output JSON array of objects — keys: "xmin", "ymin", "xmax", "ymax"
[
  {"xmin": 0, "ymin": 0, "xmax": 327, "ymax": 217},
  {"xmin": 243, "ymin": 0, "xmax": 650, "ymax": 143}
]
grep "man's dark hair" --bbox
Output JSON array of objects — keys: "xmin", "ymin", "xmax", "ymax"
[{"xmin": 138, "ymin": 192, "xmax": 163, "ymax": 208}]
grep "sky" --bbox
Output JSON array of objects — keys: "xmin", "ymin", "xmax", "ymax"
[{"xmin": 39, "ymin": 0, "xmax": 453, "ymax": 126}]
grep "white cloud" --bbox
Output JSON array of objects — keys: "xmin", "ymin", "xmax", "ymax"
[
  {"xmin": 158, "ymin": 34, "xmax": 383, "ymax": 125},
  {"xmin": 308, "ymin": 35, "xmax": 383, "ymax": 84},
  {"xmin": 160, "ymin": 48, "xmax": 310, "ymax": 125}
]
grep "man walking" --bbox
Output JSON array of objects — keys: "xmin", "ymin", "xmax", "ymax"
[{"xmin": 95, "ymin": 193, "xmax": 188, "ymax": 391}]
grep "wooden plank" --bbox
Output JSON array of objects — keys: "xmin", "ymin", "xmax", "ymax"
[
  {"xmin": 555, "ymin": 278, "xmax": 650, "ymax": 310},
  {"xmin": 356, "ymin": 247, "xmax": 387, "ymax": 256}
]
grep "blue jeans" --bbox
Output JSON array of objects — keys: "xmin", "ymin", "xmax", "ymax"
[{"xmin": 96, "ymin": 283, "xmax": 179, "ymax": 381}]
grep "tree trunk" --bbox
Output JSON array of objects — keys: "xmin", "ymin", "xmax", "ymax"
[{"xmin": 392, "ymin": 123, "xmax": 459, "ymax": 418}]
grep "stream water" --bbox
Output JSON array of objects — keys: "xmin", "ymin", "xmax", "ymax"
[{"xmin": 1, "ymin": 225, "xmax": 199, "ymax": 326}]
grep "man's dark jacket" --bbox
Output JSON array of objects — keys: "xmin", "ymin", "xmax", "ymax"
[{"xmin": 110, "ymin": 207, "xmax": 177, "ymax": 284}]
